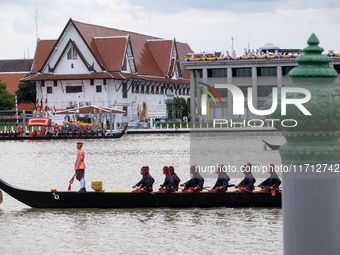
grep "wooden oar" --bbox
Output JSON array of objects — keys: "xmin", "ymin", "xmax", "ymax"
[
  {"xmin": 136, "ymin": 187, "xmax": 159, "ymax": 206},
  {"xmin": 202, "ymin": 184, "xmax": 236, "ymax": 191},
  {"xmin": 0, "ymin": 189, "xmax": 3, "ymax": 204}
]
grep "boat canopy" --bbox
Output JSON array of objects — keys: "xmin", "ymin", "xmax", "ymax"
[{"xmin": 27, "ymin": 117, "xmax": 51, "ymax": 126}]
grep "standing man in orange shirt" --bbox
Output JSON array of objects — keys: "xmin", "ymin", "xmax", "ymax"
[{"xmin": 75, "ymin": 142, "xmax": 86, "ymax": 192}]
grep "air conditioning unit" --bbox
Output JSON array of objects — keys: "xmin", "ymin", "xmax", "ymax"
[
  {"xmin": 86, "ymin": 102, "xmax": 92, "ymax": 106},
  {"xmin": 79, "ymin": 102, "xmax": 83, "ymax": 106},
  {"xmin": 69, "ymin": 101, "xmax": 75, "ymax": 106}
]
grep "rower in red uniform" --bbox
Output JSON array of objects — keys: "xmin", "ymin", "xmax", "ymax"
[
  {"xmin": 169, "ymin": 166, "xmax": 180, "ymax": 191},
  {"xmin": 158, "ymin": 166, "xmax": 174, "ymax": 193},
  {"xmin": 54, "ymin": 123, "xmax": 59, "ymax": 136},
  {"xmin": 75, "ymin": 142, "xmax": 86, "ymax": 192},
  {"xmin": 234, "ymin": 163, "xmax": 256, "ymax": 193},
  {"xmin": 208, "ymin": 164, "xmax": 230, "ymax": 193},
  {"xmin": 180, "ymin": 165, "xmax": 204, "ymax": 193},
  {"xmin": 132, "ymin": 166, "xmax": 155, "ymax": 193},
  {"xmin": 259, "ymin": 164, "xmax": 281, "ymax": 194}
]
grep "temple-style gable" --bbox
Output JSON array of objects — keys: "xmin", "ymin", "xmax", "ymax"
[
  {"xmin": 39, "ymin": 19, "xmax": 103, "ymax": 75},
  {"xmin": 22, "ymin": 18, "xmax": 191, "ymax": 123}
]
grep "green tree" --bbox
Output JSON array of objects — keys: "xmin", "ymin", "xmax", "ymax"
[
  {"xmin": 0, "ymin": 80, "xmax": 15, "ymax": 110},
  {"xmin": 15, "ymin": 75, "xmax": 36, "ymax": 103},
  {"xmin": 172, "ymin": 97, "xmax": 191, "ymax": 121}
]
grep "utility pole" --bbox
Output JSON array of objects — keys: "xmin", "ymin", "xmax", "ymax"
[{"xmin": 34, "ymin": 4, "xmax": 38, "ymax": 42}]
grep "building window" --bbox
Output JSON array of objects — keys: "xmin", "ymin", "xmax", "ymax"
[
  {"xmin": 208, "ymin": 68, "xmax": 228, "ymax": 77},
  {"xmin": 96, "ymin": 85, "xmax": 102, "ymax": 93},
  {"xmin": 258, "ymin": 86, "xmax": 275, "ymax": 97},
  {"xmin": 66, "ymin": 86, "xmax": 82, "ymax": 93},
  {"xmin": 103, "ymin": 79, "xmax": 107, "ymax": 85},
  {"xmin": 123, "ymin": 106, "xmax": 127, "ymax": 116},
  {"xmin": 47, "ymin": 87, "xmax": 52, "ymax": 94},
  {"xmin": 90, "ymin": 79, "xmax": 94, "ymax": 86},
  {"xmin": 282, "ymin": 66, "xmax": 295, "ymax": 75},
  {"xmin": 41, "ymin": 81, "xmax": 45, "ymax": 87},
  {"xmin": 53, "ymin": 80, "xmax": 57, "ymax": 87},
  {"xmin": 239, "ymin": 87, "xmax": 249, "ymax": 97},
  {"xmin": 232, "ymin": 68, "xmax": 251, "ymax": 77},
  {"xmin": 257, "ymin": 67, "xmax": 277, "ymax": 76},
  {"xmin": 334, "ymin": 65, "xmax": 340, "ymax": 74},
  {"xmin": 67, "ymin": 47, "xmax": 78, "ymax": 60}
]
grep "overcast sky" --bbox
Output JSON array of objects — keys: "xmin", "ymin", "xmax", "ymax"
[{"xmin": 1, "ymin": 0, "xmax": 340, "ymax": 60}]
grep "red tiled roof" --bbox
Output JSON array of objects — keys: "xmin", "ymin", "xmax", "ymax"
[
  {"xmin": 15, "ymin": 102, "xmax": 35, "ymax": 111},
  {"xmin": 136, "ymin": 41, "xmax": 164, "ymax": 76},
  {"xmin": 147, "ymin": 40, "xmax": 173, "ymax": 76},
  {"xmin": 31, "ymin": 40, "xmax": 57, "ymax": 73},
  {"xmin": 94, "ymin": 37, "xmax": 127, "ymax": 71},
  {"xmin": 0, "ymin": 73, "xmax": 35, "ymax": 111},
  {"xmin": 176, "ymin": 42, "xmax": 192, "ymax": 79},
  {"xmin": 30, "ymin": 19, "xmax": 191, "ymax": 82},
  {"xmin": 73, "ymin": 20, "xmax": 159, "ymax": 69},
  {"xmin": 0, "ymin": 73, "xmax": 28, "ymax": 94}
]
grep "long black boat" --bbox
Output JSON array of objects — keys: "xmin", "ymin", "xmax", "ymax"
[
  {"xmin": 0, "ymin": 127, "xmax": 127, "ymax": 141},
  {"xmin": 0, "ymin": 178, "xmax": 281, "ymax": 209},
  {"xmin": 262, "ymin": 140, "xmax": 280, "ymax": 150}
]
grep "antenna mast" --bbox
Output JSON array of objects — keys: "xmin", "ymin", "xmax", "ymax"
[{"xmin": 34, "ymin": 3, "xmax": 38, "ymax": 42}]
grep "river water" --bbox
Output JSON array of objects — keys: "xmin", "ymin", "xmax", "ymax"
[{"xmin": 0, "ymin": 132, "xmax": 285, "ymax": 255}]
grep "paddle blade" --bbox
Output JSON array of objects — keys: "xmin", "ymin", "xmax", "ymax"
[
  {"xmin": 271, "ymin": 189, "xmax": 276, "ymax": 196},
  {"xmin": 0, "ymin": 189, "xmax": 3, "ymax": 204}
]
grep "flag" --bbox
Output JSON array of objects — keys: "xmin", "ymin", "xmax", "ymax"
[
  {"xmin": 44, "ymin": 92, "xmax": 48, "ymax": 111},
  {"xmin": 207, "ymin": 102, "xmax": 210, "ymax": 117},
  {"xmin": 52, "ymin": 106, "xmax": 56, "ymax": 115},
  {"xmin": 39, "ymin": 93, "xmax": 43, "ymax": 111},
  {"xmin": 35, "ymin": 92, "xmax": 39, "ymax": 111}
]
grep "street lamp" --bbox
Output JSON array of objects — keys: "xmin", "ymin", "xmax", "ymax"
[{"xmin": 165, "ymin": 89, "xmax": 176, "ymax": 122}]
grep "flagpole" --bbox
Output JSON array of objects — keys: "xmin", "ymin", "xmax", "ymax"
[{"xmin": 15, "ymin": 95, "xmax": 18, "ymax": 124}]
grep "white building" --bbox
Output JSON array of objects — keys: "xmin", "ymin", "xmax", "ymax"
[
  {"xmin": 22, "ymin": 19, "xmax": 191, "ymax": 123},
  {"xmin": 183, "ymin": 49, "xmax": 340, "ymax": 120}
]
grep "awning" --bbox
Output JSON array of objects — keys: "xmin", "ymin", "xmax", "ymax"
[
  {"xmin": 27, "ymin": 118, "xmax": 51, "ymax": 126},
  {"xmin": 55, "ymin": 105, "xmax": 125, "ymax": 115}
]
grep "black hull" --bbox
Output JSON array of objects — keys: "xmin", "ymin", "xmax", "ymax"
[
  {"xmin": 0, "ymin": 178, "xmax": 281, "ymax": 209},
  {"xmin": 262, "ymin": 140, "xmax": 280, "ymax": 150},
  {"xmin": 0, "ymin": 127, "xmax": 126, "ymax": 141}
]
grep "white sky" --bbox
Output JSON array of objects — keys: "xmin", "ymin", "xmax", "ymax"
[{"xmin": 1, "ymin": 0, "xmax": 340, "ymax": 60}]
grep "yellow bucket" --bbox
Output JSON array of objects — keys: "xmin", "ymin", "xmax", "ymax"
[{"xmin": 91, "ymin": 181, "xmax": 103, "ymax": 192}]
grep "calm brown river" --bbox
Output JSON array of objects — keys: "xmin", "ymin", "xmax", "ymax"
[{"xmin": 0, "ymin": 132, "xmax": 284, "ymax": 255}]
